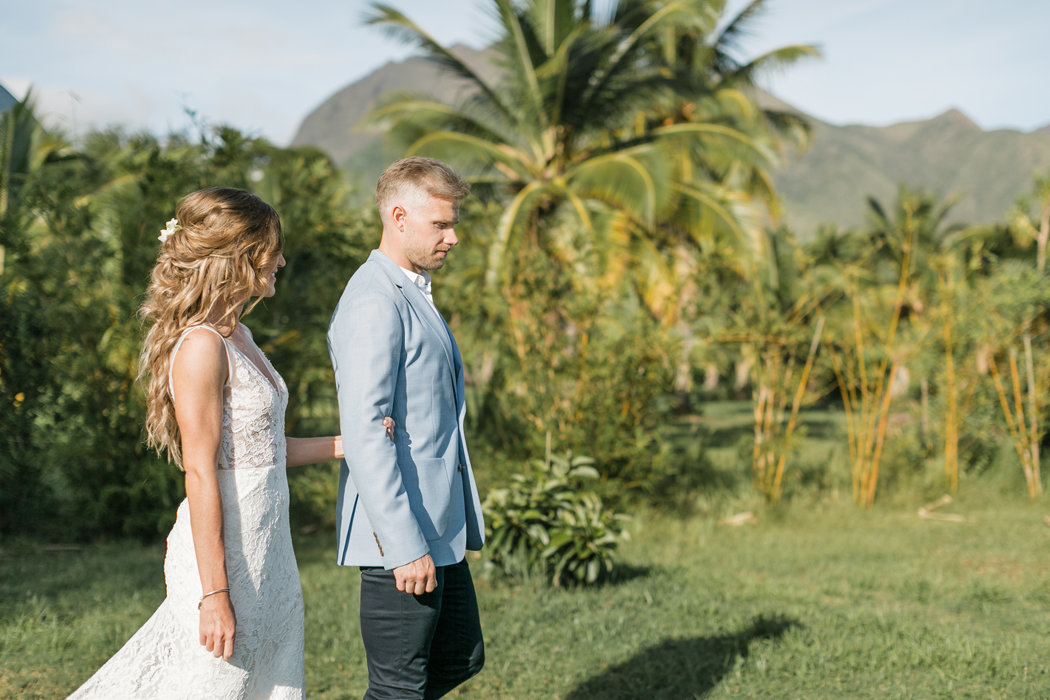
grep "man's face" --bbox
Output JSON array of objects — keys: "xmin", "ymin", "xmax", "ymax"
[{"xmin": 396, "ymin": 193, "xmax": 460, "ymax": 274}]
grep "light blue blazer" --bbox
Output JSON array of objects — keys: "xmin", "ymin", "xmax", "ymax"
[{"xmin": 327, "ymin": 250, "xmax": 485, "ymax": 569}]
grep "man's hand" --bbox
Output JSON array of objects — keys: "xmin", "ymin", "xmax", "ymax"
[{"xmin": 392, "ymin": 554, "xmax": 437, "ymax": 595}]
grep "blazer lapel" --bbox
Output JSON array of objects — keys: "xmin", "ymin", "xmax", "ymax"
[{"xmin": 369, "ymin": 250, "xmax": 457, "ymax": 381}]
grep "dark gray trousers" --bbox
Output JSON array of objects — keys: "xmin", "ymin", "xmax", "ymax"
[{"xmin": 358, "ymin": 560, "xmax": 484, "ymax": 699}]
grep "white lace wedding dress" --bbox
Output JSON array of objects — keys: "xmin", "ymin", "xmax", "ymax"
[{"xmin": 69, "ymin": 325, "xmax": 305, "ymax": 699}]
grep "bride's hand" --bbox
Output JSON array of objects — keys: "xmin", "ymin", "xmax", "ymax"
[
  {"xmin": 199, "ymin": 593, "xmax": 236, "ymax": 660},
  {"xmin": 331, "ymin": 419, "xmax": 394, "ymax": 460}
]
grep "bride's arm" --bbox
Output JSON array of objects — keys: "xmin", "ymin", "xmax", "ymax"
[
  {"xmin": 286, "ymin": 418, "xmax": 394, "ymax": 467},
  {"xmin": 171, "ymin": 330, "xmax": 236, "ymax": 662},
  {"xmin": 285, "ymin": 435, "xmax": 342, "ymax": 467}
]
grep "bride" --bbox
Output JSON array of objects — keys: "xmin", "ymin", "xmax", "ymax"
[{"xmin": 70, "ymin": 187, "xmax": 389, "ymax": 698}]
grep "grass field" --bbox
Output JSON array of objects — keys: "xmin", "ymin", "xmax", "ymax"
[{"xmin": 3, "ymin": 488, "xmax": 1049, "ymax": 699}]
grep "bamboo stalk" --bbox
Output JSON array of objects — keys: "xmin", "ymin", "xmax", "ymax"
[
  {"xmin": 763, "ymin": 391, "xmax": 775, "ymax": 489},
  {"xmin": 771, "ymin": 316, "xmax": 826, "ymax": 499},
  {"xmin": 944, "ymin": 322, "xmax": 958, "ymax": 494},
  {"xmin": 858, "ymin": 383, "xmax": 880, "ymax": 500},
  {"xmin": 989, "ymin": 356, "xmax": 1037, "ymax": 492},
  {"xmin": 852, "ymin": 294, "xmax": 869, "ymax": 399},
  {"xmin": 754, "ymin": 351, "xmax": 780, "ymax": 497},
  {"xmin": 940, "ymin": 268, "xmax": 959, "ymax": 494},
  {"xmin": 853, "ymin": 300, "xmax": 881, "ymax": 502},
  {"xmin": 920, "ymin": 378, "xmax": 930, "ymax": 452},
  {"xmin": 1009, "ymin": 349, "xmax": 1029, "ymax": 449},
  {"xmin": 864, "ymin": 220, "xmax": 913, "ymax": 504},
  {"xmin": 865, "ymin": 361, "xmax": 900, "ymax": 507},
  {"xmin": 1007, "ymin": 350, "xmax": 1037, "ymax": 494},
  {"xmin": 1023, "ymin": 334, "xmax": 1041, "ymax": 496},
  {"xmin": 827, "ymin": 346, "xmax": 861, "ymax": 498},
  {"xmin": 753, "ymin": 378, "xmax": 767, "ymax": 488},
  {"xmin": 867, "ymin": 221, "xmax": 912, "ymax": 428}
]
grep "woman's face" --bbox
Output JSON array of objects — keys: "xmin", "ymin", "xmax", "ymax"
[{"xmin": 255, "ymin": 251, "xmax": 286, "ymax": 297}]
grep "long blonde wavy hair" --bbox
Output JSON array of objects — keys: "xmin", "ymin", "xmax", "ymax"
[{"xmin": 139, "ymin": 187, "xmax": 283, "ymax": 468}]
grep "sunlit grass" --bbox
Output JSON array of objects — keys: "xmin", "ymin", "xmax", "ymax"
[{"xmin": 4, "ymin": 489, "xmax": 1049, "ymax": 698}]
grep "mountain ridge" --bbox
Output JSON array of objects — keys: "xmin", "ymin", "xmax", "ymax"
[
  {"xmin": 290, "ymin": 52, "xmax": 1050, "ymax": 233},
  {"xmin": 0, "ymin": 83, "xmax": 17, "ymax": 113}
]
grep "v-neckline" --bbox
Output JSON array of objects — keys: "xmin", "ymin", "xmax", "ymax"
[{"xmin": 226, "ymin": 327, "xmax": 283, "ymax": 399}]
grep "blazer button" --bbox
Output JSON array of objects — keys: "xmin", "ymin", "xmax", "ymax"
[{"xmin": 457, "ymin": 463, "xmax": 464, "ymax": 472}]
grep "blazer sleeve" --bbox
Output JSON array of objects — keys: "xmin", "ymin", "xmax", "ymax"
[{"xmin": 328, "ymin": 292, "xmax": 428, "ymax": 568}]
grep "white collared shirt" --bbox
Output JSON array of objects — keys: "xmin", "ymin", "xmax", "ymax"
[
  {"xmin": 400, "ymin": 267, "xmax": 440, "ymax": 317},
  {"xmin": 400, "ymin": 266, "xmax": 459, "ymax": 379}
]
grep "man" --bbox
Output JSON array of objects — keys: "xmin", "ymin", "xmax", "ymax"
[{"xmin": 328, "ymin": 157, "xmax": 486, "ymax": 699}]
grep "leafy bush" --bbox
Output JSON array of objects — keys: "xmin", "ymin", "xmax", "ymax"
[
  {"xmin": 0, "ymin": 106, "xmax": 370, "ymax": 539},
  {"xmin": 482, "ymin": 449, "xmax": 630, "ymax": 586},
  {"xmin": 451, "ymin": 226, "xmax": 677, "ymax": 489}
]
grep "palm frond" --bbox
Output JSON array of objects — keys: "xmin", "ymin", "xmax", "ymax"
[
  {"xmin": 675, "ymin": 181, "xmax": 768, "ymax": 271},
  {"xmin": 655, "ymin": 121, "xmax": 773, "ymax": 168},
  {"xmin": 492, "ymin": 0, "xmax": 548, "ymax": 133},
  {"xmin": 365, "ymin": 4, "xmax": 519, "ymax": 126},
  {"xmin": 712, "ymin": 0, "xmax": 767, "ymax": 58},
  {"xmin": 577, "ymin": 1, "xmax": 696, "ymax": 125},
  {"xmin": 486, "ymin": 180, "xmax": 554, "ymax": 288},
  {"xmin": 527, "ymin": 0, "xmax": 581, "ymax": 54},
  {"xmin": 720, "ymin": 44, "xmax": 820, "ymax": 88},
  {"xmin": 406, "ymin": 130, "xmax": 535, "ymax": 181},
  {"xmin": 568, "ymin": 152, "xmax": 658, "ymax": 226},
  {"xmin": 365, "ymin": 96, "xmax": 513, "ymax": 147}
]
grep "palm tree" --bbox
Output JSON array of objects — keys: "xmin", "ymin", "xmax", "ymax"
[
  {"xmin": 863, "ymin": 185, "xmax": 967, "ymax": 293},
  {"xmin": 0, "ymin": 93, "xmax": 79, "ymax": 274},
  {"xmin": 366, "ymin": 0, "xmax": 819, "ymax": 420},
  {"xmin": 364, "ymin": 0, "xmax": 800, "ymax": 293},
  {"xmin": 615, "ymin": 0, "xmax": 818, "ymax": 403},
  {"xmin": 625, "ymin": 0, "xmax": 817, "ymax": 271}
]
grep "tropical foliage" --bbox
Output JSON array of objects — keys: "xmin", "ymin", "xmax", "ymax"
[
  {"xmin": 0, "ymin": 102, "xmax": 372, "ymax": 539},
  {"xmin": 482, "ymin": 448, "xmax": 629, "ymax": 585},
  {"xmin": 2, "ymin": 0, "xmax": 1048, "ymax": 569},
  {"xmin": 364, "ymin": 0, "xmax": 818, "ymax": 480}
]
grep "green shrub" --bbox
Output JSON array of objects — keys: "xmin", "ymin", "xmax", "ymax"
[
  {"xmin": 0, "ymin": 114, "xmax": 374, "ymax": 539},
  {"xmin": 482, "ymin": 449, "xmax": 629, "ymax": 586}
]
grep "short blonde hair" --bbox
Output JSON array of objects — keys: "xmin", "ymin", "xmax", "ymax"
[
  {"xmin": 376, "ymin": 157, "xmax": 470, "ymax": 217},
  {"xmin": 138, "ymin": 187, "xmax": 283, "ymax": 467}
]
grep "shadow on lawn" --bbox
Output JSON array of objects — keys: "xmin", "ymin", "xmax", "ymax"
[
  {"xmin": 565, "ymin": 614, "xmax": 800, "ymax": 699},
  {"xmin": 596, "ymin": 563, "xmax": 650, "ymax": 586}
]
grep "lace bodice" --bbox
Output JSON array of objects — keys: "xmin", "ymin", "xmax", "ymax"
[
  {"xmin": 169, "ymin": 324, "xmax": 289, "ymax": 470},
  {"xmin": 220, "ymin": 330, "xmax": 288, "ymax": 470}
]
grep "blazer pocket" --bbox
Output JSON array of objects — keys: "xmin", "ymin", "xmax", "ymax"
[{"xmin": 412, "ymin": 457, "xmax": 453, "ymax": 540}]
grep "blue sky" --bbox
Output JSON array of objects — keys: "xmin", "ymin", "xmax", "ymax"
[{"xmin": 2, "ymin": 0, "xmax": 1047, "ymax": 145}]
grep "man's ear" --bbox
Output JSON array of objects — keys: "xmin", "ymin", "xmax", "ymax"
[{"xmin": 392, "ymin": 205, "xmax": 407, "ymax": 231}]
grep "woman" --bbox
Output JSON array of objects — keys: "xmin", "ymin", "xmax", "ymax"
[{"xmin": 70, "ymin": 187, "xmax": 384, "ymax": 698}]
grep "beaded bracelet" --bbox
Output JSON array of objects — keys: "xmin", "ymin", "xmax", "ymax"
[{"xmin": 198, "ymin": 587, "xmax": 231, "ymax": 609}]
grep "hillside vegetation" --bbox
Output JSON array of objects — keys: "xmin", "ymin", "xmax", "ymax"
[{"xmin": 292, "ymin": 48, "xmax": 1050, "ymax": 234}]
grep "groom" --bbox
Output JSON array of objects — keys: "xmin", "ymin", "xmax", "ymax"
[{"xmin": 328, "ymin": 157, "xmax": 486, "ymax": 699}]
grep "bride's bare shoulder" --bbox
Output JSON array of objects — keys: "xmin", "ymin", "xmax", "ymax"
[{"xmin": 171, "ymin": 327, "xmax": 229, "ymax": 400}]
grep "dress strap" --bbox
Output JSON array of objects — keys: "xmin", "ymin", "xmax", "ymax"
[{"xmin": 168, "ymin": 325, "xmax": 233, "ymax": 401}]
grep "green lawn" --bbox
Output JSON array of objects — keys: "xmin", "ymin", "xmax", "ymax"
[{"xmin": 3, "ymin": 491, "xmax": 1049, "ymax": 698}]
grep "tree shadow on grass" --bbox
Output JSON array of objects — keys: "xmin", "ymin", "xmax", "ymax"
[
  {"xmin": 564, "ymin": 562, "xmax": 652, "ymax": 589},
  {"xmin": 565, "ymin": 614, "xmax": 800, "ymax": 699},
  {"xmin": 603, "ymin": 563, "xmax": 651, "ymax": 585}
]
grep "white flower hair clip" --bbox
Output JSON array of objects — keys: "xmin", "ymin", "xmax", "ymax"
[{"xmin": 158, "ymin": 218, "xmax": 180, "ymax": 244}]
